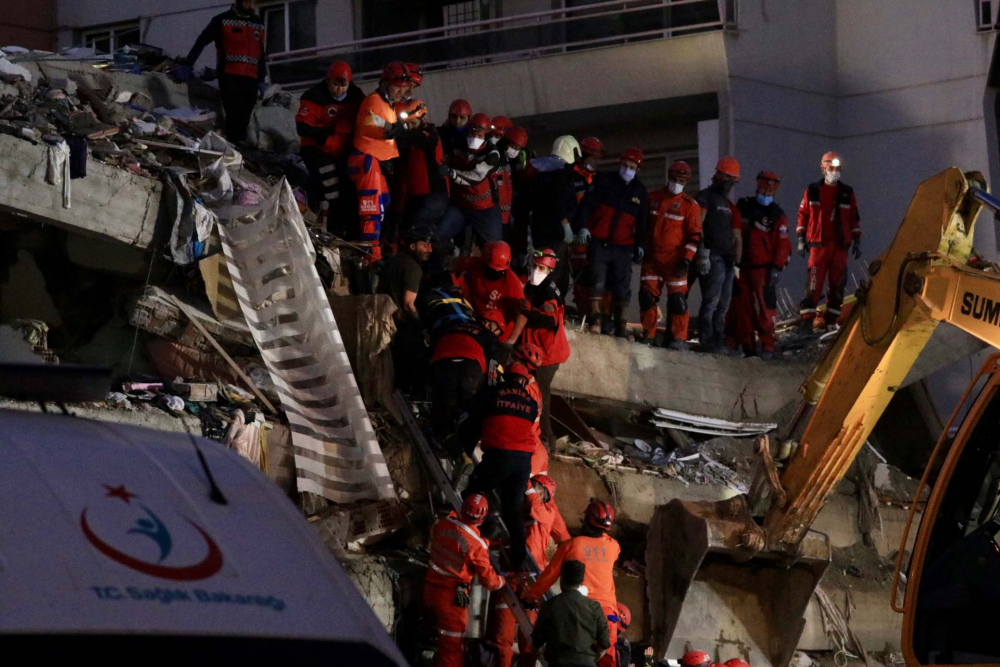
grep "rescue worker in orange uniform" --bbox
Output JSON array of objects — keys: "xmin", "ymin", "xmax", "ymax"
[
  {"xmin": 487, "ymin": 473, "xmax": 570, "ymax": 667},
  {"xmin": 568, "ymin": 136, "xmax": 606, "ymax": 311},
  {"xmin": 525, "ymin": 499, "xmax": 621, "ymax": 667},
  {"xmin": 439, "ymin": 99, "xmax": 472, "ymax": 154},
  {"xmin": 424, "ymin": 493, "xmax": 506, "ymax": 667},
  {"xmin": 729, "ymin": 171, "xmax": 792, "ymax": 358},
  {"xmin": 615, "ymin": 602, "xmax": 633, "ymax": 667},
  {"xmin": 796, "ymin": 151, "xmax": 861, "ymax": 331},
  {"xmin": 440, "ymin": 113, "xmax": 504, "ymax": 245},
  {"xmin": 295, "ymin": 61, "xmax": 365, "ymax": 235},
  {"xmin": 183, "ymin": 0, "xmax": 266, "ymax": 144},
  {"xmin": 520, "ymin": 248, "xmax": 571, "ymax": 448},
  {"xmin": 460, "ymin": 348, "xmax": 541, "ymax": 569},
  {"xmin": 349, "ymin": 61, "xmax": 411, "ymax": 262},
  {"xmin": 639, "ymin": 160, "xmax": 703, "ymax": 349},
  {"xmin": 454, "ymin": 241, "xmax": 528, "ymax": 341},
  {"xmin": 394, "ymin": 99, "xmax": 450, "ymax": 229}
]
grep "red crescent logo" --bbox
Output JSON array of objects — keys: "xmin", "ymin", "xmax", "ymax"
[{"xmin": 80, "ymin": 509, "xmax": 223, "ymax": 581}]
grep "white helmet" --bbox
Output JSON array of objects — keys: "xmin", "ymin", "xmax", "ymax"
[{"xmin": 551, "ymin": 135, "xmax": 581, "ymax": 165}]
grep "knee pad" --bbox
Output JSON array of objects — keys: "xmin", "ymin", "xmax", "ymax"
[
  {"xmin": 638, "ymin": 288, "xmax": 658, "ymax": 312},
  {"xmin": 668, "ymin": 292, "xmax": 688, "ymax": 315}
]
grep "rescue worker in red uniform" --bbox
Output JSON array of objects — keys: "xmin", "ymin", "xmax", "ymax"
[
  {"xmin": 440, "ymin": 113, "xmax": 504, "ymax": 245},
  {"xmin": 640, "ymin": 161, "xmax": 703, "ymax": 349},
  {"xmin": 568, "ymin": 136, "xmax": 606, "ymax": 311},
  {"xmin": 487, "ymin": 473, "xmax": 570, "ymax": 667},
  {"xmin": 439, "ymin": 99, "xmax": 472, "ymax": 155},
  {"xmin": 490, "ymin": 125, "xmax": 529, "ymax": 229},
  {"xmin": 295, "ymin": 61, "xmax": 365, "ymax": 235},
  {"xmin": 575, "ymin": 148, "xmax": 649, "ymax": 337},
  {"xmin": 349, "ymin": 62, "xmax": 411, "ymax": 262},
  {"xmin": 796, "ymin": 151, "xmax": 861, "ymax": 331},
  {"xmin": 460, "ymin": 348, "xmax": 541, "ymax": 569},
  {"xmin": 729, "ymin": 171, "xmax": 792, "ymax": 358},
  {"xmin": 183, "ymin": 0, "xmax": 266, "ymax": 144},
  {"xmin": 424, "ymin": 493, "xmax": 506, "ymax": 667},
  {"xmin": 525, "ymin": 500, "xmax": 622, "ymax": 667},
  {"xmin": 394, "ymin": 99, "xmax": 450, "ymax": 229},
  {"xmin": 454, "ymin": 241, "xmax": 528, "ymax": 341},
  {"xmin": 519, "ymin": 248, "xmax": 571, "ymax": 449}
]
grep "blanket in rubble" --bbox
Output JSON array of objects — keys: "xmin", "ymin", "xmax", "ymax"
[{"xmin": 217, "ymin": 178, "xmax": 396, "ymax": 503}]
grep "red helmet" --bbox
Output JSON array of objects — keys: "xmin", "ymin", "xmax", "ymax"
[
  {"xmin": 668, "ymin": 160, "xmax": 693, "ymax": 180},
  {"xmin": 404, "ymin": 62, "xmax": 423, "ymax": 87},
  {"xmin": 715, "ymin": 156, "xmax": 741, "ymax": 180},
  {"xmin": 326, "ymin": 60, "xmax": 352, "ymax": 85},
  {"xmin": 756, "ymin": 170, "xmax": 780, "ymax": 194},
  {"xmin": 449, "ymin": 99, "xmax": 472, "ymax": 117},
  {"xmin": 682, "ymin": 651, "xmax": 713, "ymax": 667},
  {"xmin": 515, "ymin": 342, "xmax": 543, "ymax": 370},
  {"xmin": 489, "ymin": 115, "xmax": 513, "ymax": 136},
  {"xmin": 483, "ymin": 241, "xmax": 511, "ymax": 271},
  {"xmin": 616, "ymin": 602, "xmax": 631, "ymax": 629},
  {"xmin": 469, "ymin": 113, "xmax": 491, "ymax": 133},
  {"xmin": 580, "ymin": 136, "xmax": 605, "ymax": 158},
  {"xmin": 621, "ymin": 147, "xmax": 644, "ymax": 166},
  {"xmin": 381, "ymin": 61, "xmax": 411, "ymax": 84},
  {"xmin": 585, "ymin": 499, "xmax": 615, "ymax": 530},
  {"xmin": 505, "ymin": 126, "xmax": 528, "ymax": 149},
  {"xmin": 533, "ymin": 247, "xmax": 558, "ymax": 270},
  {"xmin": 531, "ymin": 474, "xmax": 556, "ymax": 500},
  {"xmin": 508, "ymin": 361, "xmax": 532, "ymax": 378},
  {"xmin": 461, "ymin": 493, "xmax": 489, "ymax": 524},
  {"xmin": 724, "ymin": 660, "xmax": 750, "ymax": 667},
  {"xmin": 821, "ymin": 151, "xmax": 842, "ymax": 168},
  {"xmin": 480, "ymin": 308, "xmax": 507, "ymax": 333}
]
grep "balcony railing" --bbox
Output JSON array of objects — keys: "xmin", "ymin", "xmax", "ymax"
[{"xmin": 269, "ymin": 0, "xmax": 738, "ymax": 90}]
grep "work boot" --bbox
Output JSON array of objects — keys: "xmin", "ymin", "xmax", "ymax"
[
  {"xmin": 613, "ymin": 303, "xmax": 629, "ymax": 338},
  {"xmin": 666, "ymin": 339, "xmax": 689, "ymax": 351},
  {"xmin": 813, "ymin": 318, "xmax": 828, "ymax": 334},
  {"xmin": 759, "ymin": 350, "xmax": 775, "ymax": 360},
  {"xmin": 588, "ymin": 298, "xmax": 603, "ymax": 335}
]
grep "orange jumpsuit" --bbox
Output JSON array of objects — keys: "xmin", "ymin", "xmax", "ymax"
[
  {"xmin": 423, "ymin": 511, "xmax": 505, "ymax": 667},
  {"xmin": 349, "ymin": 91, "xmax": 399, "ymax": 261},
  {"xmin": 525, "ymin": 532, "xmax": 621, "ymax": 667},
  {"xmin": 527, "ymin": 379, "xmax": 549, "ymax": 476},
  {"xmin": 639, "ymin": 189, "xmax": 702, "ymax": 342},
  {"xmin": 488, "ymin": 487, "xmax": 570, "ymax": 667}
]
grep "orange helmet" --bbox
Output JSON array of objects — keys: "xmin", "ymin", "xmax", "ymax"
[
  {"xmin": 682, "ymin": 651, "xmax": 713, "ymax": 667},
  {"xmin": 715, "ymin": 156, "xmax": 740, "ymax": 180},
  {"xmin": 394, "ymin": 99, "xmax": 427, "ymax": 121},
  {"xmin": 821, "ymin": 151, "xmax": 842, "ymax": 168},
  {"xmin": 449, "ymin": 99, "xmax": 472, "ymax": 117},
  {"xmin": 326, "ymin": 60, "xmax": 351, "ymax": 85},
  {"xmin": 668, "ymin": 160, "xmax": 693, "ymax": 180},
  {"xmin": 531, "ymin": 474, "xmax": 556, "ymax": 500},
  {"xmin": 515, "ymin": 341, "xmax": 544, "ymax": 371},
  {"xmin": 580, "ymin": 136, "xmax": 605, "ymax": 158},
  {"xmin": 585, "ymin": 499, "xmax": 615, "ymax": 530},
  {"xmin": 483, "ymin": 241, "xmax": 512, "ymax": 271},
  {"xmin": 505, "ymin": 126, "xmax": 528, "ymax": 149},
  {"xmin": 461, "ymin": 494, "xmax": 489, "ymax": 524},
  {"xmin": 489, "ymin": 115, "xmax": 513, "ymax": 136},
  {"xmin": 616, "ymin": 602, "xmax": 631, "ymax": 629},
  {"xmin": 381, "ymin": 61, "xmax": 411, "ymax": 84},
  {"xmin": 621, "ymin": 147, "xmax": 644, "ymax": 166}
]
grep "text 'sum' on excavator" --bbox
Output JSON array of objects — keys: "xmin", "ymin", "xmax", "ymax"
[{"xmin": 648, "ymin": 166, "xmax": 1000, "ymax": 667}]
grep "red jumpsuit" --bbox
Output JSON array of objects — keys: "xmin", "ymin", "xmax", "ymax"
[
  {"xmin": 487, "ymin": 487, "xmax": 570, "ymax": 667},
  {"xmin": 796, "ymin": 180, "xmax": 860, "ymax": 325},
  {"xmin": 639, "ymin": 189, "xmax": 702, "ymax": 342},
  {"xmin": 424, "ymin": 511, "xmax": 505, "ymax": 667},
  {"xmin": 454, "ymin": 257, "xmax": 526, "ymax": 325},
  {"xmin": 525, "ymin": 533, "xmax": 621, "ymax": 667},
  {"xmin": 349, "ymin": 91, "xmax": 399, "ymax": 262},
  {"xmin": 728, "ymin": 197, "xmax": 792, "ymax": 353}
]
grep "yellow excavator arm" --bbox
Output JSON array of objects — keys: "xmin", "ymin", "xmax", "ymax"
[{"xmin": 647, "ymin": 168, "xmax": 1000, "ymax": 666}]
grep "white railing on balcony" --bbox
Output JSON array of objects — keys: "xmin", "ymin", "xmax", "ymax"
[{"xmin": 269, "ymin": 0, "xmax": 738, "ymax": 90}]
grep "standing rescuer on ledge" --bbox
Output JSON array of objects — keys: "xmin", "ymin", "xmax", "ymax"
[{"xmin": 182, "ymin": 0, "xmax": 267, "ymax": 144}]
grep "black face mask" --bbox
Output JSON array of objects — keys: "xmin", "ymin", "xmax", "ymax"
[{"xmin": 485, "ymin": 267, "xmax": 506, "ymax": 281}]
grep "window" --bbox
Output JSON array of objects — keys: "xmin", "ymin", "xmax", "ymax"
[
  {"xmin": 260, "ymin": 1, "xmax": 317, "ymax": 54},
  {"xmin": 443, "ymin": 1, "xmax": 482, "ymax": 29},
  {"xmin": 82, "ymin": 22, "xmax": 141, "ymax": 54},
  {"xmin": 977, "ymin": 0, "xmax": 996, "ymax": 31}
]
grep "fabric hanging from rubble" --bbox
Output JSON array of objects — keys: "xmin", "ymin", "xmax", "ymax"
[
  {"xmin": 164, "ymin": 169, "xmax": 217, "ymax": 265},
  {"xmin": 217, "ymin": 178, "xmax": 396, "ymax": 503},
  {"xmin": 44, "ymin": 137, "xmax": 70, "ymax": 208}
]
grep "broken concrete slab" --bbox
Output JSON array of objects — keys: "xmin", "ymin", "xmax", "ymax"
[{"xmin": 0, "ymin": 398, "xmax": 200, "ymax": 434}]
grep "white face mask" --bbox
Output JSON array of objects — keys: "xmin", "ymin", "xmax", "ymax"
[
  {"xmin": 488, "ymin": 135, "xmax": 499, "ymax": 145},
  {"xmin": 667, "ymin": 180, "xmax": 684, "ymax": 195},
  {"xmin": 530, "ymin": 269, "xmax": 549, "ymax": 286},
  {"xmin": 506, "ymin": 146, "xmax": 520, "ymax": 160},
  {"xmin": 620, "ymin": 166, "xmax": 636, "ymax": 183},
  {"xmin": 585, "ymin": 163, "xmax": 595, "ymax": 172},
  {"xmin": 467, "ymin": 136, "xmax": 485, "ymax": 150},
  {"xmin": 825, "ymin": 170, "xmax": 841, "ymax": 184}
]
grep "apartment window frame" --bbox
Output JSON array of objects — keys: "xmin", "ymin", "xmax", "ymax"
[
  {"xmin": 259, "ymin": 0, "xmax": 317, "ymax": 54},
  {"xmin": 977, "ymin": 0, "xmax": 997, "ymax": 31},
  {"xmin": 81, "ymin": 21, "xmax": 141, "ymax": 54}
]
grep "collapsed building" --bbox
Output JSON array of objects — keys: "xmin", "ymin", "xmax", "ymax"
[{"xmin": 0, "ymin": 47, "xmax": 990, "ymax": 667}]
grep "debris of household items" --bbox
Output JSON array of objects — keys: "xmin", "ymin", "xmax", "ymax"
[
  {"xmin": 131, "ymin": 285, "xmax": 256, "ymax": 351},
  {"xmin": 309, "ymin": 499, "xmax": 409, "ymax": 554},
  {"xmin": 649, "ymin": 407, "xmax": 777, "ymax": 437},
  {"xmin": 246, "ymin": 87, "xmax": 300, "ymax": 154}
]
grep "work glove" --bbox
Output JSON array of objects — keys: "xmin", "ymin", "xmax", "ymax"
[
  {"xmin": 172, "ymin": 64, "xmax": 194, "ymax": 83},
  {"xmin": 852, "ymin": 238, "xmax": 862, "ymax": 259},
  {"xmin": 368, "ymin": 110, "xmax": 387, "ymax": 129},
  {"xmin": 769, "ymin": 266, "xmax": 780, "ymax": 285},
  {"xmin": 695, "ymin": 248, "xmax": 711, "ymax": 276},
  {"xmin": 576, "ymin": 228, "xmax": 591, "ymax": 245},
  {"xmin": 673, "ymin": 258, "xmax": 691, "ymax": 277},
  {"xmin": 633, "ymin": 246, "xmax": 644, "ymax": 264},
  {"xmin": 454, "ymin": 582, "xmax": 471, "ymax": 608},
  {"xmin": 562, "ymin": 221, "xmax": 574, "ymax": 245},
  {"xmin": 797, "ymin": 237, "xmax": 807, "ymax": 258},
  {"xmin": 733, "ymin": 266, "xmax": 741, "ymax": 280}
]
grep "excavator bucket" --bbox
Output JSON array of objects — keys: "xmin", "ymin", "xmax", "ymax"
[{"xmin": 646, "ymin": 499, "xmax": 830, "ymax": 667}]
